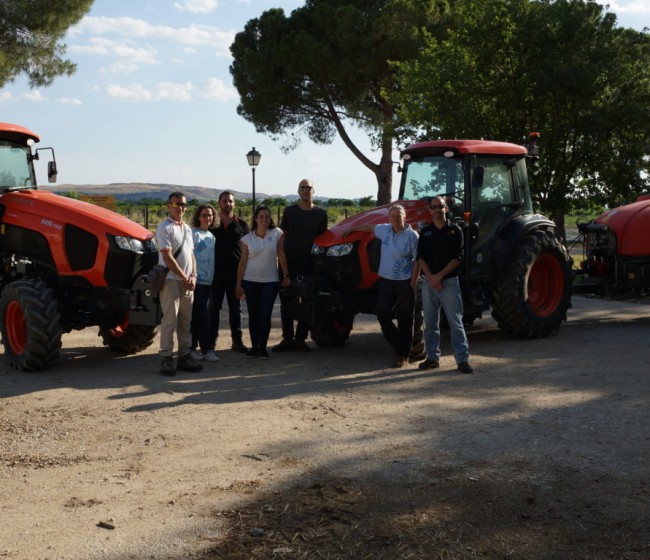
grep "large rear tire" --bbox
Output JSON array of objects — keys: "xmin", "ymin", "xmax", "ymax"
[
  {"xmin": 310, "ymin": 312, "xmax": 355, "ymax": 347},
  {"xmin": 99, "ymin": 316, "xmax": 157, "ymax": 354},
  {"xmin": 491, "ymin": 230, "xmax": 572, "ymax": 338},
  {"xmin": 0, "ymin": 280, "xmax": 62, "ymax": 371}
]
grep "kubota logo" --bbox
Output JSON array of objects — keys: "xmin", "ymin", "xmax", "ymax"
[{"xmin": 41, "ymin": 218, "xmax": 62, "ymax": 230}]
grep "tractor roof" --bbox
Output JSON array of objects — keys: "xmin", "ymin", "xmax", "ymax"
[
  {"xmin": 402, "ymin": 139, "xmax": 527, "ymax": 158},
  {"xmin": 0, "ymin": 122, "xmax": 40, "ymax": 143}
]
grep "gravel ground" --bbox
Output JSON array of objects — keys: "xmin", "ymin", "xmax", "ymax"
[{"xmin": 0, "ymin": 295, "xmax": 648, "ymax": 559}]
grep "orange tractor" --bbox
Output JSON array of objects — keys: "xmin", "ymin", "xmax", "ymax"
[
  {"xmin": 284, "ymin": 137, "xmax": 574, "ymax": 345},
  {"xmin": 0, "ymin": 122, "xmax": 160, "ymax": 371}
]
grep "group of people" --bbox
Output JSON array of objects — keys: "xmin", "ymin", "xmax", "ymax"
[
  {"xmin": 155, "ymin": 183, "xmax": 473, "ymax": 377},
  {"xmin": 155, "ymin": 179, "xmax": 327, "ymax": 376}
]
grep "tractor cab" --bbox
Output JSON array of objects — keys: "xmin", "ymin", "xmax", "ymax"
[
  {"xmin": 0, "ymin": 122, "xmax": 57, "ymax": 192},
  {"xmin": 399, "ymin": 140, "xmax": 533, "ymax": 281}
]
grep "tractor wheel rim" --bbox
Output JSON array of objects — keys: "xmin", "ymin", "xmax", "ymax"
[
  {"xmin": 107, "ymin": 315, "xmax": 130, "ymax": 338},
  {"xmin": 5, "ymin": 301, "xmax": 27, "ymax": 354},
  {"xmin": 528, "ymin": 254, "xmax": 563, "ymax": 317}
]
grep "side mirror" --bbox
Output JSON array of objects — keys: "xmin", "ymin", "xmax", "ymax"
[
  {"xmin": 47, "ymin": 161, "xmax": 57, "ymax": 183},
  {"xmin": 472, "ymin": 166, "xmax": 485, "ymax": 188}
]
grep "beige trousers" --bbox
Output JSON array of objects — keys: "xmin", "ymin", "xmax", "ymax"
[{"xmin": 158, "ymin": 279, "xmax": 194, "ymax": 357}]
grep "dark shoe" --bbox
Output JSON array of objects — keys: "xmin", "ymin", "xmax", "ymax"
[
  {"xmin": 160, "ymin": 356, "xmax": 176, "ymax": 376},
  {"xmin": 273, "ymin": 338, "xmax": 295, "ymax": 352},
  {"xmin": 457, "ymin": 362, "xmax": 474, "ymax": 374},
  {"xmin": 392, "ymin": 354, "xmax": 408, "ymax": 368},
  {"xmin": 418, "ymin": 358, "xmax": 440, "ymax": 370},
  {"xmin": 177, "ymin": 353, "xmax": 204, "ymax": 372},
  {"xmin": 246, "ymin": 348, "xmax": 260, "ymax": 358},
  {"xmin": 258, "ymin": 348, "xmax": 270, "ymax": 360},
  {"xmin": 293, "ymin": 339, "xmax": 312, "ymax": 353},
  {"xmin": 231, "ymin": 339, "xmax": 249, "ymax": 353}
]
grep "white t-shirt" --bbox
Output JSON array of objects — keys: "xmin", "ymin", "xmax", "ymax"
[
  {"xmin": 156, "ymin": 217, "xmax": 194, "ymax": 281},
  {"xmin": 240, "ymin": 227, "xmax": 283, "ymax": 283}
]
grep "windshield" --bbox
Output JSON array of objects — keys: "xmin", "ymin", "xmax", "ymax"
[
  {"xmin": 0, "ymin": 141, "xmax": 36, "ymax": 188},
  {"xmin": 402, "ymin": 156, "xmax": 464, "ymax": 201}
]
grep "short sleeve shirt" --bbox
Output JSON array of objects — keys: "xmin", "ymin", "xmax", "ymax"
[
  {"xmin": 156, "ymin": 217, "xmax": 194, "ymax": 281},
  {"xmin": 240, "ymin": 227, "xmax": 283, "ymax": 283},
  {"xmin": 374, "ymin": 223, "xmax": 419, "ymax": 281},
  {"xmin": 417, "ymin": 220, "xmax": 464, "ymax": 278},
  {"xmin": 192, "ymin": 228, "xmax": 216, "ymax": 285}
]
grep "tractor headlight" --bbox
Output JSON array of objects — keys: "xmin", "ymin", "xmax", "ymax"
[
  {"xmin": 115, "ymin": 236, "xmax": 146, "ymax": 253},
  {"xmin": 325, "ymin": 243, "xmax": 353, "ymax": 257}
]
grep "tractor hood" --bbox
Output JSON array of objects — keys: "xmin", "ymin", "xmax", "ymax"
[
  {"xmin": 316, "ymin": 199, "xmax": 431, "ymax": 246},
  {"xmin": 595, "ymin": 195, "xmax": 650, "ymax": 257}
]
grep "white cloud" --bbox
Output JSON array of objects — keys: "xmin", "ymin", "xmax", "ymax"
[
  {"xmin": 107, "ymin": 84, "xmax": 153, "ymax": 101},
  {"xmin": 56, "ymin": 97, "xmax": 83, "ymax": 105},
  {"xmin": 199, "ymin": 77, "xmax": 238, "ymax": 101},
  {"xmin": 71, "ymin": 16, "xmax": 234, "ymax": 55},
  {"xmin": 106, "ymin": 78, "xmax": 236, "ymax": 103},
  {"xmin": 174, "ymin": 0, "xmax": 218, "ymax": 14},
  {"xmin": 23, "ymin": 91, "xmax": 47, "ymax": 102},
  {"xmin": 0, "ymin": 92, "xmax": 14, "ymax": 103},
  {"xmin": 70, "ymin": 37, "xmax": 158, "ymax": 65}
]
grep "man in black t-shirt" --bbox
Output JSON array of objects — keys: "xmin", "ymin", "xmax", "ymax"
[
  {"xmin": 210, "ymin": 191, "xmax": 250, "ymax": 353},
  {"xmin": 274, "ymin": 178, "xmax": 328, "ymax": 353}
]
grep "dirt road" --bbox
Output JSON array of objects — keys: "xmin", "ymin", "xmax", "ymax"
[{"xmin": 1, "ymin": 296, "xmax": 648, "ymax": 559}]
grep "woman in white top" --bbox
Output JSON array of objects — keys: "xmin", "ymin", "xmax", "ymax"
[{"xmin": 236, "ymin": 205, "xmax": 289, "ymax": 359}]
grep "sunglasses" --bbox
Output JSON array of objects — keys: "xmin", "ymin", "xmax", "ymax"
[
  {"xmin": 430, "ymin": 204, "xmax": 446, "ymax": 209},
  {"xmin": 170, "ymin": 202, "xmax": 188, "ymax": 208},
  {"xmin": 299, "ymin": 186, "xmax": 313, "ymax": 190}
]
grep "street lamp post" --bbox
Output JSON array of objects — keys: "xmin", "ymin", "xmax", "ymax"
[{"xmin": 246, "ymin": 147, "xmax": 261, "ymax": 212}]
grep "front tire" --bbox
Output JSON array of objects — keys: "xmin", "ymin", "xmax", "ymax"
[
  {"xmin": 491, "ymin": 230, "xmax": 573, "ymax": 337},
  {"xmin": 99, "ymin": 316, "xmax": 157, "ymax": 354},
  {"xmin": 0, "ymin": 280, "xmax": 62, "ymax": 371},
  {"xmin": 310, "ymin": 312, "xmax": 355, "ymax": 347}
]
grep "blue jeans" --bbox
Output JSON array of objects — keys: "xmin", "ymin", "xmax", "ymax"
[
  {"xmin": 191, "ymin": 283, "xmax": 213, "ymax": 353},
  {"xmin": 421, "ymin": 276, "xmax": 469, "ymax": 364},
  {"xmin": 242, "ymin": 280, "xmax": 279, "ymax": 351}
]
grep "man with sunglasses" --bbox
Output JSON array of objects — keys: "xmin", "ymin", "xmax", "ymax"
[
  {"xmin": 274, "ymin": 178, "xmax": 328, "ymax": 353},
  {"xmin": 417, "ymin": 196, "xmax": 473, "ymax": 373},
  {"xmin": 156, "ymin": 192, "xmax": 203, "ymax": 376}
]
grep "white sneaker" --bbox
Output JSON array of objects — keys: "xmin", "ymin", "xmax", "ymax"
[
  {"xmin": 190, "ymin": 350, "xmax": 205, "ymax": 361},
  {"xmin": 204, "ymin": 350, "xmax": 220, "ymax": 362}
]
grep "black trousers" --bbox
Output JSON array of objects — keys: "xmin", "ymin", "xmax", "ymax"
[{"xmin": 375, "ymin": 278, "xmax": 415, "ymax": 357}]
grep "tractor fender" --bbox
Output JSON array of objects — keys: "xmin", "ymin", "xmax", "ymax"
[{"xmin": 490, "ymin": 214, "xmax": 557, "ymax": 278}]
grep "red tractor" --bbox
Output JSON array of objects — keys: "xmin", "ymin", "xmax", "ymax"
[
  {"xmin": 575, "ymin": 194, "xmax": 650, "ymax": 298},
  {"xmin": 0, "ymin": 122, "xmax": 160, "ymax": 371},
  {"xmin": 284, "ymin": 137, "xmax": 574, "ymax": 345}
]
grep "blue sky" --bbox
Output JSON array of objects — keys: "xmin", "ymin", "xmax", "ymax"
[{"xmin": 1, "ymin": 0, "xmax": 648, "ymax": 200}]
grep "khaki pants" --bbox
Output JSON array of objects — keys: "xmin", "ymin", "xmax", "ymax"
[{"xmin": 159, "ymin": 279, "xmax": 194, "ymax": 357}]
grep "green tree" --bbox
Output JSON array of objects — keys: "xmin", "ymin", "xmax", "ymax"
[
  {"xmin": 391, "ymin": 0, "xmax": 650, "ymax": 221},
  {"xmin": 230, "ymin": 0, "xmax": 449, "ymax": 205},
  {"xmin": 0, "ymin": 1, "xmax": 93, "ymax": 88}
]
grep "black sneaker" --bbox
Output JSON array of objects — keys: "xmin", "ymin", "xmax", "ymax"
[
  {"xmin": 258, "ymin": 348, "xmax": 270, "ymax": 360},
  {"xmin": 273, "ymin": 339, "xmax": 295, "ymax": 352},
  {"xmin": 418, "ymin": 358, "xmax": 440, "ymax": 370},
  {"xmin": 231, "ymin": 339, "xmax": 249, "ymax": 353},
  {"xmin": 408, "ymin": 349, "xmax": 427, "ymax": 363},
  {"xmin": 177, "ymin": 354, "xmax": 204, "ymax": 372},
  {"xmin": 160, "ymin": 356, "xmax": 176, "ymax": 376},
  {"xmin": 293, "ymin": 339, "xmax": 312, "ymax": 353},
  {"xmin": 457, "ymin": 362, "xmax": 474, "ymax": 374},
  {"xmin": 246, "ymin": 348, "xmax": 260, "ymax": 358}
]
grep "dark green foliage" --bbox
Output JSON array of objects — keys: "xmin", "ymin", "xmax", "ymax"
[
  {"xmin": 230, "ymin": 0, "xmax": 449, "ymax": 205},
  {"xmin": 0, "ymin": 0, "xmax": 93, "ymax": 87},
  {"xmin": 391, "ymin": 0, "xmax": 650, "ymax": 215}
]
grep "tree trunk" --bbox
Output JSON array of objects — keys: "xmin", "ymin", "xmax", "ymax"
[
  {"xmin": 376, "ymin": 130, "xmax": 394, "ymax": 206},
  {"xmin": 552, "ymin": 209, "xmax": 566, "ymax": 244}
]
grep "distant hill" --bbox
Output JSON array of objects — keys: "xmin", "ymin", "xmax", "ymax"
[{"xmin": 42, "ymin": 183, "xmax": 280, "ymax": 202}]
